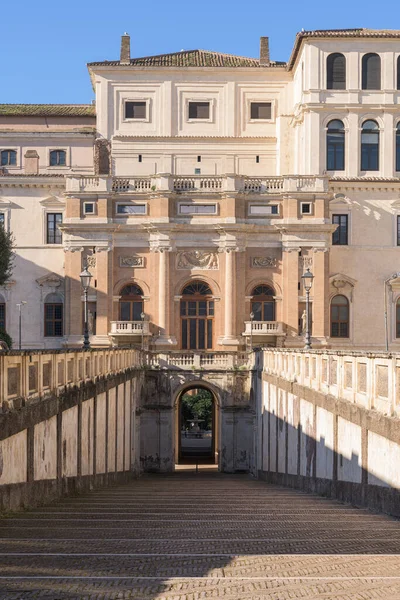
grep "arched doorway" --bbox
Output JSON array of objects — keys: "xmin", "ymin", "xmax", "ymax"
[
  {"xmin": 175, "ymin": 385, "xmax": 219, "ymax": 466},
  {"xmin": 180, "ymin": 281, "xmax": 214, "ymax": 350},
  {"xmin": 119, "ymin": 283, "xmax": 144, "ymax": 322}
]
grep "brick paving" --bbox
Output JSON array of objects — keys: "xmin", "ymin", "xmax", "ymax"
[{"xmin": 0, "ymin": 471, "xmax": 400, "ymax": 599}]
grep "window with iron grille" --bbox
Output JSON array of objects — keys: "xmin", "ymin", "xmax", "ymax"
[
  {"xmin": 46, "ymin": 213, "xmax": 63, "ymax": 244},
  {"xmin": 44, "ymin": 303, "xmax": 63, "ymax": 337},
  {"xmin": 125, "ymin": 101, "xmax": 147, "ymax": 119},
  {"xmin": 327, "ymin": 53, "xmax": 346, "ymax": 90},
  {"xmin": 49, "ymin": 150, "xmax": 66, "ymax": 166},
  {"xmin": 250, "ymin": 102, "xmax": 272, "ymax": 120},
  {"xmin": 188, "ymin": 102, "xmax": 210, "ymax": 119},
  {"xmin": 1, "ymin": 149, "xmax": 16, "ymax": 166},
  {"xmin": 330, "ymin": 295, "xmax": 349, "ymax": 338},
  {"xmin": 332, "ymin": 214, "xmax": 348, "ymax": 245}
]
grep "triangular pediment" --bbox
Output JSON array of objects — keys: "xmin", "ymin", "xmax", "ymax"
[
  {"xmin": 36, "ymin": 273, "xmax": 63, "ymax": 287},
  {"xmin": 39, "ymin": 196, "xmax": 65, "ymax": 208}
]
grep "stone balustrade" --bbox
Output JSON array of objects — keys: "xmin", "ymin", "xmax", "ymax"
[
  {"xmin": 263, "ymin": 349, "xmax": 400, "ymax": 417},
  {"xmin": 110, "ymin": 321, "xmax": 150, "ymax": 335},
  {"xmin": 65, "ymin": 174, "xmax": 329, "ymax": 195},
  {"xmin": 243, "ymin": 321, "xmax": 285, "ymax": 335},
  {"xmin": 146, "ymin": 351, "xmax": 251, "ymax": 370}
]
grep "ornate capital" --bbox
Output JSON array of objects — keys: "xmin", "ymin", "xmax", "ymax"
[
  {"xmin": 63, "ymin": 246, "xmax": 84, "ymax": 253},
  {"xmin": 282, "ymin": 246, "xmax": 301, "ymax": 253},
  {"xmin": 95, "ymin": 245, "xmax": 112, "ymax": 253},
  {"xmin": 313, "ymin": 247, "xmax": 329, "ymax": 253}
]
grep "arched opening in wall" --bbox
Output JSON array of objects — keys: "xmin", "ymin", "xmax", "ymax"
[
  {"xmin": 119, "ymin": 283, "xmax": 144, "ymax": 322},
  {"xmin": 175, "ymin": 385, "xmax": 219, "ymax": 466},
  {"xmin": 180, "ymin": 281, "xmax": 214, "ymax": 350}
]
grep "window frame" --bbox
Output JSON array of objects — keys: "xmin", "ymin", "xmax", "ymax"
[
  {"xmin": 44, "ymin": 302, "xmax": 64, "ymax": 337},
  {"xmin": 246, "ymin": 98, "xmax": 275, "ymax": 124},
  {"xmin": 249, "ymin": 101, "xmax": 273, "ymax": 122},
  {"xmin": 49, "ymin": 149, "xmax": 67, "ymax": 167},
  {"xmin": 332, "ymin": 213, "xmax": 349, "ymax": 246},
  {"xmin": 1, "ymin": 148, "xmax": 18, "ymax": 168},
  {"xmin": 248, "ymin": 204, "xmax": 280, "ymax": 217},
  {"xmin": 83, "ymin": 201, "xmax": 96, "ymax": 216},
  {"xmin": 186, "ymin": 99, "xmax": 213, "ymax": 123},
  {"xmin": 396, "ymin": 123, "xmax": 400, "ymax": 173},
  {"xmin": 326, "ymin": 119, "xmax": 345, "ymax": 172},
  {"xmin": 45, "ymin": 212, "xmax": 63, "ymax": 245},
  {"xmin": 123, "ymin": 99, "xmax": 150, "ymax": 122},
  {"xmin": 360, "ymin": 120, "xmax": 380, "ymax": 172},
  {"xmin": 115, "ymin": 203, "xmax": 147, "ymax": 216},
  {"xmin": 361, "ymin": 53, "xmax": 381, "ymax": 91},
  {"xmin": 330, "ymin": 294, "xmax": 350, "ymax": 338},
  {"xmin": 326, "ymin": 53, "xmax": 346, "ymax": 90},
  {"xmin": 300, "ymin": 202, "xmax": 313, "ymax": 216},
  {"xmin": 178, "ymin": 202, "xmax": 218, "ymax": 216}
]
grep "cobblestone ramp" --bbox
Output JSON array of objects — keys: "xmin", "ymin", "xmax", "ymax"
[{"xmin": 1, "ymin": 472, "xmax": 400, "ymax": 599}]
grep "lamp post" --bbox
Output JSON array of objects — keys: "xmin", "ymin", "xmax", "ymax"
[
  {"xmin": 140, "ymin": 311, "xmax": 145, "ymax": 351},
  {"xmin": 80, "ymin": 266, "xmax": 92, "ymax": 349},
  {"xmin": 249, "ymin": 311, "xmax": 254, "ymax": 352},
  {"xmin": 16, "ymin": 301, "xmax": 27, "ymax": 350},
  {"xmin": 301, "ymin": 268, "xmax": 314, "ymax": 350}
]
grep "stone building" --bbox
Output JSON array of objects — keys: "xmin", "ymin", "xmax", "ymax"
[{"xmin": 2, "ymin": 28, "xmax": 400, "ymax": 351}]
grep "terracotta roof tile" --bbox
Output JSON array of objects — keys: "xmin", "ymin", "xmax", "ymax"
[
  {"xmin": 88, "ymin": 49, "xmax": 286, "ymax": 68},
  {"xmin": 0, "ymin": 104, "xmax": 96, "ymax": 117}
]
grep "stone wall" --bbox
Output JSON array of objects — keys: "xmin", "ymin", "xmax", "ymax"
[{"xmin": 257, "ymin": 350, "xmax": 400, "ymax": 516}]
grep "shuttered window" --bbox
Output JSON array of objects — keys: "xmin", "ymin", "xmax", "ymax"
[
  {"xmin": 327, "ymin": 53, "xmax": 346, "ymax": 90},
  {"xmin": 361, "ymin": 120, "xmax": 379, "ymax": 171},
  {"xmin": 362, "ymin": 53, "xmax": 381, "ymax": 90},
  {"xmin": 326, "ymin": 120, "xmax": 345, "ymax": 171}
]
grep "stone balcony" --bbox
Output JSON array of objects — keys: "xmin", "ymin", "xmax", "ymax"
[
  {"xmin": 65, "ymin": 174, "xmax": 329, "ymax": 195},
  {"xmin": 109, "ymin": 321, "xmax": 150, "ymax": 345},
  {"xmin": 243, "ymin": 321, "xmax": 286, "ymax": 337}
]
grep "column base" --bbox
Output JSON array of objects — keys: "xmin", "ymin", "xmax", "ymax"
[
  {"xmin": 153, "ymin": 335, "xmax": 177, "ymax": 347},
  {"xmin": 218, "ymin": 336, "xmax": 241, "ymax": 347}
]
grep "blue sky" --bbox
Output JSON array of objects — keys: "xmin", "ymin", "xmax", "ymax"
[{"xmin": 1, "ymin": 0, "xmax": 399, "ymax": 104}]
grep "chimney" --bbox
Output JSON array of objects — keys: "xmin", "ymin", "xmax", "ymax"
[
  {"xmin": 120, "ymin": 33, "xmax": 131, "ymax": 65},
  {"xmin": 24, "ymin": 150, "xmax": 39, "ymax": 175},
  {"xmin": 260, "ymin": 36, "xmax": 270, "ymax": 66}
]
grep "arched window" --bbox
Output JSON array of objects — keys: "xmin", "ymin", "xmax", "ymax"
[
  {"xmin": 0, "ymin": 293, "xmax": 5, "ymax": 331},
  {"xmin": 326, "ymin": 120, "xmax": 345, "ymax": 171},
  {"xmin": 396, "ymin": 299, "xmax": 400, "ymax": 338},
  {"xmin": 251, "ymin": 285, "xmax": 275, "ymax": 321},
  {"xmin": 44, "ymin": 293, "xmax": 63, "ymax": 337},
  {"xmin": 1, "ymin": 149, "xmax": 16, "ymax": 166},
  {"xmin": 330, "ymin": 295, "xmax": 349, "ymax": 338},
  {"xmin": 361, "ymin": 120, "xmax": 379, "ymax": 171},
  {"xmin": 396, "ymin": 123, "xmax": 400, "ymax": 172},
  {"xmin": 362, "ymin": 53, "xmax": 381, "ymax": 90},
  {"xmin": 397, "ymin": 56, "xmax": 400, "ymax": 90},
  {"xmin": 49, "ymin": 150, "xmax": 66, "ymax": 166},
  {"xmin": 327, "ymin": 53, "xmax": 346, "ymax": 90},
  {"xmin": 119, "ymin": 284, "xmax": 144, "ymax": 321},
  {"xmin": 180, "ymin": 281, "xmax": 214, "ymax": 350}
]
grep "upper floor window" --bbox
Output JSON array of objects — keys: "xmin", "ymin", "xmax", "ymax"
[
  {"xmin": 327, "ymin": 53, "xmax": 346, "ymax": 90},
  {"xmin": 0, "ymin": 294, "xmax": 5, "ymax": 331},
  {"xmin": 116, "ymin": 203, "xmax": 146, "ymax": 215},
  {"xmin": 396, "ymin": 215, "xmax": 400, "ymax": 246},
  {"xmin": 179, "ymin": 204, "xmax": 216, "ymax": 215},
  {"xmin": 1, "ymin": 149, "xmax": 16, "ymax": 166},
  {"xmin": 251, "ymin": 285, "xmax": 275, "ymax": 322},
  {"xmin": 332, "ymin": 214, "xmax": 348, "ymax": 245},
  {"xmin": 330, "ymin": 295, "xmax": 349, "ymax": 338},
  {"xmin": 396, "ymin": 123, "xmax": 400, "ymax": 172},
  {"xmin": 46, "ymin": 213, "xmax": 63, "ymax": 244},
  {"xmin": 396, "ymin": 298, "xmax": 400, "ymax": 338},
  {"xmin": 361, "ymin": 120, "xmax": 379, "ymax": 171},
  {"xmin": 49, "ymin": 150, "xmax": 66, "ymax": 166},
  {"xmin": 250, "ymin": 102, "xmax": 272, "ymax": 120},
  {"xmin": 125, "ymin": 101, "xmax": 146, "ymax": 119},
  {"xmin": 44, "ymin": 293, "xmax": 63, "ymax": 337},
  {"xmin": 397, "ymin": 56, "xmax": 400, "ymax": 90},
  {"xmin": 362, "ymin": 53, "xmax": 381, "ymax": 90},
  {"xmin": 188, "ymin": 102, "xmax": 210, "ymax": 120},
  {"xmin": 326, "ymin": 119, "xmax": 345, "ymax": 171},
  {"xmin": 119, "ymin": 284, "xmax": 144, "ymax": 322}
]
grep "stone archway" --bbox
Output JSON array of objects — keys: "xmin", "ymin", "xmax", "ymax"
[{"xmin": 174, "ymin": 382, "xmax": 220, "ymax": 468}]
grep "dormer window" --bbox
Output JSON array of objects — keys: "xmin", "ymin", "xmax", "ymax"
[
  {"xmin": 1, "ymin": 149, "xmax": 16, "ymax": 166},
  {"xmin": 125, "ymin": 101, "xmax": 147, "ymax": 119},
  {"xmin": 49, "ymin": 150, "xmax": 66, "ymax": 166}
]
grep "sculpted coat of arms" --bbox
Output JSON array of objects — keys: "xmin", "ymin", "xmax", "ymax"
[{"xmin": 177, "ymin": 250, "xmax": 219, "ymax": 270}]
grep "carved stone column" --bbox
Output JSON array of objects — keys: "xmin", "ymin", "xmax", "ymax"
[
  {"xmin": 219, "ymin": 247, "xmax": 240, "ymax": 347},
  {"xmin": 152, "ymin": 245, "xmax": 176, "ymax": 347},
  {"xmin": 282, "ymin": 247, "xmax": 300, "ymax": 339},
  {"xmin": 312, "ymin": 247, "xmax": 329, "ymax": 340}
]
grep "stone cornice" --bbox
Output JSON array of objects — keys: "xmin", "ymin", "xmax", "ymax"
[{"xmin": 0, "ymin": 174, "xmax": 65, "ymax": 188}]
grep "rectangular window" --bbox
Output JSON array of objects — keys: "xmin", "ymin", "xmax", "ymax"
[
  {"xmin": 188, "ymin": 102, "xmax": 210, "ymax": 120},
  {"xmin": 46, "ymin": 213, "xmax": 63, "ymax": 244},
  {"xmin": 248, "ymin": 205, "xmax": 279, "ymax": 216},
  {"xmin": 194, "ymin": 168, "xmax": 201, "ymax": 175},
  {"xmin": 0, "ymin": 303, "xmax": 5, "ymax": 330},
  {"xmin": 125, "ymin": 101, "xmax": 147, "ymax": 119},
  {"xmin": 116, "ymin": 204, "xmax": 146, "ymax": 215},
  {"xmin": 397, "ymin": 216, "xmax": 400, "ymax": 246},
  {"xmin": 138, "ymin": 154, "xmax": 142, "ymax": 163},
  {"xmin": 83, "ymin": 202, "xmax": 94, "ymax": 215},
  {"xmin": 256, "ymin": 155, "xmax": 260, "ymax": 163},
  {"xmin": 301, "ymin": 203, "xmax": 311, "ymax": 215},
  {"xmin": 44, "ymin": 303, "xmax": 63, "ymax": 337},
  {"xmin": 250, "ymin": 102, "xmax": 272, "ymax": 120},
  {"xmin": 197, "ymin": 156, "xmax": 201, "ymax": 162},
  {"xmin": 332, "ymin": 214, "xmax": 348, "ymax": 245},
  {"xmin": 179, "ymin": 204, "xmax": 216, "ymax": 215}
]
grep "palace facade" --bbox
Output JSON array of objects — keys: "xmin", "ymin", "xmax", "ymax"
[{"xmin": 2, "ymin": 29, "xmax": 400, "ymax": 351}]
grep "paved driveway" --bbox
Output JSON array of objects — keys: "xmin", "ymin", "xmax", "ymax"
[{"xmin": 1, "ymin": 471, "xmax": 400, "ymax": 599}]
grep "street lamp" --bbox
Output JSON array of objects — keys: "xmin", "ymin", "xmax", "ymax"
[
  {"xmin": 249, "ymin": 311, "xmax": 254, "ymax": 352},
  {"xmin": 140, "ymin": 311, "xmax": 145, "ymax": 351},
  {"xmin": 301, "ymin": 268, "xmax": 314, "ymax": 350},
  {"xmin": 80, "ymin": 266, "xmax": 92, "ymax": 349},
  {"xmin": 16, "ymin": 301, "xmax": 27, "ymax": 350}
]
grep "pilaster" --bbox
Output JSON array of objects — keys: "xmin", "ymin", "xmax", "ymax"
[
  {"xmin": 282, "ymin": 247, "xmax": 300, "ymax": 339},
  {"xmin": 151, "ymin": 243, "xmax": 177, "ymax": 347},
  {"xmin": 312, "ymin": 247, "xmax": 329, "ymax": 340}
]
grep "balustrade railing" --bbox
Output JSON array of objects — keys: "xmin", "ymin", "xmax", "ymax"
[
  {"xmin": 173, "ymin": 176, "xmax": 223, "ymax": 192},
  {"xmin": 110, "ymin": 321, "xmax": 149, "ymax": 335},
  {"xmin": 244, "ymin": 321, "xmax": 285, "ymax": 335},
  {"xmin": 112, "ymin": 177, "xmax": 152, "ymax": 193}
]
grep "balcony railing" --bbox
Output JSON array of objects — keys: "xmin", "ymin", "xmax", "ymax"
[
  {"xmin": 110, "ymin": 321, "xmax": 150, "ymax": 335},
  {"xmin": 146, "ymin": 351, "xmax": 251, "ymax": 370},
  {"xmin": 65, "ymin": 174, "xmax": 329, "ymax": 195},
  {"xmin": 243, "ymin": 321, "xmax": 285, "ymax": 336}
]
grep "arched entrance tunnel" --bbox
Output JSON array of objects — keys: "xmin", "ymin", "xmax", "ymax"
[{"xmin": 175, "ymin": 385, "xmax": 219, "ymax": 465}]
